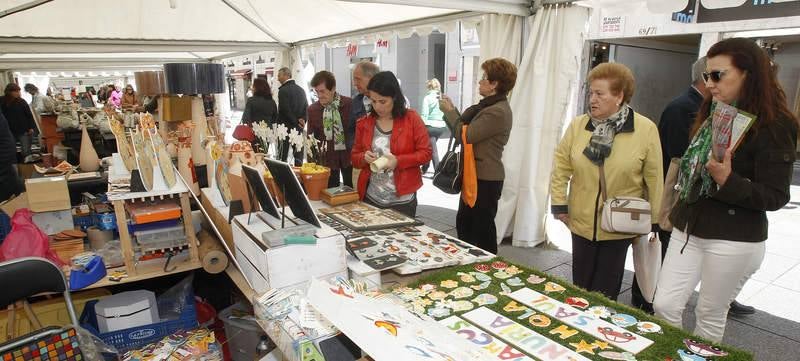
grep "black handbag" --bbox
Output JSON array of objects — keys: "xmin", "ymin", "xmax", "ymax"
[{"xmin": 432, "ymin": 131, "xmax": 462, "ymax": 194}]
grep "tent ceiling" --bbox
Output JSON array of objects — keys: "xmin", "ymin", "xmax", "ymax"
[{"xmin": 0, "ymin": 0, "xmax": 485, "ymax": 70}]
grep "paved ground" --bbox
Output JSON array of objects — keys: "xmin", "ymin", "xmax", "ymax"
[{"xmin": 415, "ymin": 164, "xmax": 800, "ymax": 361}]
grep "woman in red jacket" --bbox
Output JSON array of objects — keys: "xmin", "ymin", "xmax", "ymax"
[{"xmin": 351, "ymin": 71, "xmax": 432, "ymax": 217}]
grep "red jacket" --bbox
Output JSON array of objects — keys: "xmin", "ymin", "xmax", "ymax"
[{"xmin": 351, "ymin": 109, "xmax": 432, "ymax": 200}]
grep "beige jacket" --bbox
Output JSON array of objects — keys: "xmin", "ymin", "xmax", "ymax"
[
  {"xmin": 443, "ymin": 100, "xmax": 512, "ymax": 181},
  {"xmin": 550, "ymin": 111, "xmax": 664, "ymax": 241}
]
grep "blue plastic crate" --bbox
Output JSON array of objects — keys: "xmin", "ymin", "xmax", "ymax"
[{"xmin": 79, "ymin": 290, "xmax": 198, "ymax": 352}]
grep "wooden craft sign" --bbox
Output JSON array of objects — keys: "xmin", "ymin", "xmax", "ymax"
[
  {"xmin": 307, "ymin": 279, "xmax": 489, "ymax": 361},
  {"xmin": 462, "ymin": 307, "xmax": 590, "ymax": 361},
  {"xmin": 508, "ymin": 288, "xmax": 653, "ymax": 354},
  {"xmin": 438, "ymin": 315, "xmax": 534, "ymax": 361}
]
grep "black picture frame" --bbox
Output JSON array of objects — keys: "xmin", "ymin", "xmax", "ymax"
[
  {"xmin": 264, "ymin": 159, "xmax": 321, "ymax": 228},
  {"xmin": 241, "ymin": 164, "xmax": 280, "ymax": 219}
]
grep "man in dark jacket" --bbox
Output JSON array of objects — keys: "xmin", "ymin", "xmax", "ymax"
[
  {"xmin": 0, "ymin": 83, "xmax": 36, "ymax": 163},
  {"xmin": 632, "ymin": 56, "xmax": 755, "ymax": 316},
  {"xmin": 277, "ymin": 67, "xmax": 308, "ymax": 166}
]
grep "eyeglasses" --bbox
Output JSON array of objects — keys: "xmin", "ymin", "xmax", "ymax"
[{"xmin": 702, "ymin": 70, "xmax": 728, "ymax": 83}]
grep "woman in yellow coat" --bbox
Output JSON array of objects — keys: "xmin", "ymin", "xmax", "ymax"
[{"xmin": 549, "ymin": 63, "xmax": 663, "ymax": 300}]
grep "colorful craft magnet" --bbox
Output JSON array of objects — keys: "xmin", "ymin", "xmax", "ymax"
[
  {"xmin": 587, "ymin": 306, "xmax": 614, "ymax": 319},
  {"xmin": 470, "ymin": 272, "xmax": 492, "ymax": 282},
  {"xmin": 677, "ymin": 349, "xmax": 708, "ymax": 361},
  {"xmin": 591, "ymin": 340, "xmax": 612, "ymax": 350},
  {"xmin": 427, "ymin": 306, "xmax": 451, "ymax": 318},
  {"xmin": 470, "ymin": 281, "xmax": 491, "ymax": 291},
  {"xmin": 435, "ymin": 300, "xmax": 455, "ymax": 310},
  {"xmin": 411, "ymin": 297, "xmax": 433, "ymax": 308},
  {"xmin": 527, "ymin": 274, "xmax": 546, "ymax": 284},
  {"xmin": 597, "ymin": 327, "xmax": 636, "ymax": 343},
  {"xmin": 419, "ymin": 284, "xmax": 437, "ymax": 293},
  {"xmin": 428, "ymin": 290, "xmax": 448, "ymax": 300},
  {"xmin": 504, "ymin": 265, "xmax": 522, "ymax": 275},
  {"xmin": 493, "ymin": 271, "xmax": 512, "ymax": 279},
  {"xmin": 570, "ymin": 340, "xmax": 598, "ymax": 355},
  {"xmin": 635, "ymin": 321, "xmax": 662, "ymax": 334},
  {"xmin": 506, "ymin": 277, "xmax": 524, "ymax": 287},
  {"xmin": 474, "ymin": 264, "xmax": 491, "ymax": 273},
  {"xmin": 457, "ymin": 272, "xmax": 476, "ymax": 283},
  {"xmin": 450, "ymin": 287, "xmax": 474, "ymax": 299},
  {"xmin": 472, "ymin": 293, "xmax": 498, "ymax": 306},
  {"xmin": 491, "ymin": 261, "xmax": 508, "ymax": 270},
  {"xmin": 565, "ymin": 296, "xmax": 590, "ymax": 309},
  {"xmin": 683, "ymin": 339, "xmax": 728, "ymax": 357},
  {"xmin": 528, "ymin": 314, "xmax": 552, "ymax": 327},
  {"xmin": 610, "ymin": 313, "xmax": 638, "ymax": 328},
  {"xmin": 440, "ymin": 280, "xmax": 459, "ymax": 289},
  {"xmin": 503, "ymin": 301, "xmax": 528, "ymax": 313},
  {"xmin": 598, "ymin": 351, "xmax": 638, "ymax": 361},
  {"xmin": 451, "ymin": 300, "xmax": 475, "ymax": 312},
  {"xmin": 544, "ymin": 281, "xmax": 566, "ymax": 294},
  {"xmin": 500, "ymin": 283, "xmax": 513, "ymax": 295}
]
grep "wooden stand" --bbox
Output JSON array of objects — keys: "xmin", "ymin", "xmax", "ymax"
[{"xmin": 106, "ymin": 160, "xmax": 202, "ymax": 282}]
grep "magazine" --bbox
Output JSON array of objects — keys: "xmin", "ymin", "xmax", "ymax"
[{"xmin": 711, "ymin": 101, "xmax": 756, "ymax": 161}]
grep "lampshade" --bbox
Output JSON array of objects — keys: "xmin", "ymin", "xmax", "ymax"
[
  {"xmin": 164, "ymin": 63, "xmax": 225, "ymax": 95},
  {"xmin": 133, "ymin": 71, "xmax": 166, "ymax": 96}
]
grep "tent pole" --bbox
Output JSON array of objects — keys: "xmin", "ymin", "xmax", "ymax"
[
  {"xmin": 219, "ymin": 0, "xmax": 289, "ymax": 48},
  {"xmin": 0, "ymin": 0, "xmax": 54, "ymax": 19}
]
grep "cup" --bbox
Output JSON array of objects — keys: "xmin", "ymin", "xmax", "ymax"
[
  {"xmin": 87, "ymin": 226, "xmax": 113, "ymax": 251},
  {"xmin": 370, "ymin": 156, "xmax": 389, "ymax": 173}
]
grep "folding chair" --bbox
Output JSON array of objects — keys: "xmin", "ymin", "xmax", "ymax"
[{"xmin": 0, "ymin": 257, "xmax": 81, "ymax": 356}]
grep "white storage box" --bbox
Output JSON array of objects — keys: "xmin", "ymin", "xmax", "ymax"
[
  {"xmin": 231, "ymin": 212, "xmax": 347, "ymax": 291},
  {"xmin": 94, "ymin": 290, "xmax": 159, "ymax": 333}
]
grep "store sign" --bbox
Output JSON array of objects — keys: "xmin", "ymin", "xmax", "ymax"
[
  {"xmin": 346, "ymin": 43, "xmax": 359, "ymax": 57},
  {"xmin": 600, "ymin": 16, "xmax": 625, "ymax": 36},
  {"xmin": 672, "ymin": 0, "xmax": 697, "ymax": 23},
  {"xmin": 448, "ymin": 71, "xmax": 458, "ymax": 82},
  {"xmin": 697, "ymin": 0, "xmax": 800, "ymax": 22},
  {"xmin": 375, "ymin": 39, "xmax": 390, "ymax": 55}
]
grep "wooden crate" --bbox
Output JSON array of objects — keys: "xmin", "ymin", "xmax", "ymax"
[{"xmin": 49, "ymin": 238, "xmax": 85, "ymax": 265}]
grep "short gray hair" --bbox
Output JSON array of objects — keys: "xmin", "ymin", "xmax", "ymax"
[
  {"xmin": 691, "ymin": 56, "xmax": 707, "ymax": 85},
  {"xmin": 278, "ymin": 67, "xmax": 292, "ymax": 78},
  {"xmin": 355, "ymin": 61, "xmax": 380, "ymax": 78}
]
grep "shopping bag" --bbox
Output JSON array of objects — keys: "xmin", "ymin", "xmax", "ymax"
[
  {"xmin": 632, "ymin": 233, "xmax": 661, "ymax": 303},
  {"xmin": 0, "ymin": 209, "xmax": 65, "ymax": 266}
]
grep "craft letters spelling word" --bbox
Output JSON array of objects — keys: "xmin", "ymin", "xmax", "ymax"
[
  {"xmin": 439, "ymin": 316, "xmax": 534, "ymax": 361},
  {"xmin": 509, "ymin": 288, "xmax": 654, "ymax": 354},
  {"xmin": 462, "ymin": 307, "xmax": 591, "ymax": 361}
]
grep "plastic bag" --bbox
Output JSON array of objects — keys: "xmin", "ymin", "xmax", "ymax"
[
  {"xmin": 157, "ymin": 273, "xmax": 194, "ymax": 320},
  {"xmin": 73, "ymin": 325, "xmax": 119, "ymax": 360},
  {"xmin": 0, "ymin": 209, "xmax": 65, "ymax": 266}
]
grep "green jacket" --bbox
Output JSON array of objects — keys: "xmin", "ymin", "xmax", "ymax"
[
  {"xmin": 420, "ymin": 91, "xmax": 445, "ymax": 128},
  {"xmin": 550, "ymin": 111, "xmax": 664, "ymax": 241}
]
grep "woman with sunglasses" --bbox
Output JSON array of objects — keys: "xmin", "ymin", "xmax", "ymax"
[{"xmin": 654, "ymin": 38, "xmax": 798, "ymax": 343}]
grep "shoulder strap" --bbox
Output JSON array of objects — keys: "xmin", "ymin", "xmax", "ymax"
[{"xmin": 599, "ymin": 163, "xmax": 608, "ymax": 201}]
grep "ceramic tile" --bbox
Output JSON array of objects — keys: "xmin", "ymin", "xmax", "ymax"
[
  {"xmin": 747, "ymin": 285, "xmax": 800, "ymax": 323},
  {"xmin": 750, "ymin": 253, "xmax": 797, "ymax": 283},
  {"xmin": 774, "ymin": 264, "xmax": 800, "ymax": 292}
]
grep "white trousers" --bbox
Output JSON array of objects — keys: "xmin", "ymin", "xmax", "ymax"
[{"xmin": 653, "ymin": 229, "xmax": 765, "ymax": 343}]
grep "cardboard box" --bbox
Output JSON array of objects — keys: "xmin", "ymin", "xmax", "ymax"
[
  {"xmin": 0, "ymin": 193, "xmax": 28, "ymax": 217},
  {"xmin": 200, "ymin": 188, "xmax": 233, "ymax": 251},
  {"xmin": 25, "ymin": 176, "xmax": 70, "ymax": 212},
  {"xmin": 32, "ymin": 209, "xmax": 75, "ymax": 235}
]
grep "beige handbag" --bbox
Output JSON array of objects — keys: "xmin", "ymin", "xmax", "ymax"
[
  {"xmin": 599, "ymin": 164, "xmax": 652, "ymax": 235},
  {"xmin": 658, "ymin": 158, "xmax": 681, "ymax": 231}
]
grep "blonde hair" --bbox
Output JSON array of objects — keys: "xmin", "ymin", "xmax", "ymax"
[{"xmin": 426, "ymin": 78, "xmax": 441, "ymax": 91}]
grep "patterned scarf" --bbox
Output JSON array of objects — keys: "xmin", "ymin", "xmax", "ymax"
[
  {"xmin": 323, "ymin": 93, "xmax": 346, "ymax": 151},
  {"xmin": 583, "ymin": 104, "xmax": 630, "ymax": 165},
  {"xmin": 677, "ymin": 114, "xmax": 715, "ymax": 202}
]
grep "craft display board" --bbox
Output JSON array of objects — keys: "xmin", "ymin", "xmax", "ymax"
[
  {"xmin": 391, "ymin": 259, "xmax": 751, "ymax": 361},
  {"xmin": 342, "ymin": 225, "xmax": 493, "ymax": 274},
  {"xmin": 319, "ymin": 202, "xmax": 417, "ymax": 231}
]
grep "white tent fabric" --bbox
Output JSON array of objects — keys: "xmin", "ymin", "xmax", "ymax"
[
  {"xmin": 0, "ymin": 0, "xmax": 460, "ymax": 43},
  {"xmin": 494, "ymin": 4, "xmax": 589, "ymax": 247},
  {"xmin": 477, "ymin": 14, "xmax": 524, "ymax": 68}
]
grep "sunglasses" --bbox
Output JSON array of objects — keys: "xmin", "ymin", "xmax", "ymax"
[{"xmin": 702, "ymin": 70, "xmax": 728, "ymax": 83}]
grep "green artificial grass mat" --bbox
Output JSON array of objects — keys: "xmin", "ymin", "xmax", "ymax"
[{"xmin": 399, "ymin": 257, "xmax": 753, "ymax": 361}]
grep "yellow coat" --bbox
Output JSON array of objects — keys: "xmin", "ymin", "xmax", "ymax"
[{"xmin": 550, "ymin": 111, "xmax": 664, "ymax": 241}]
